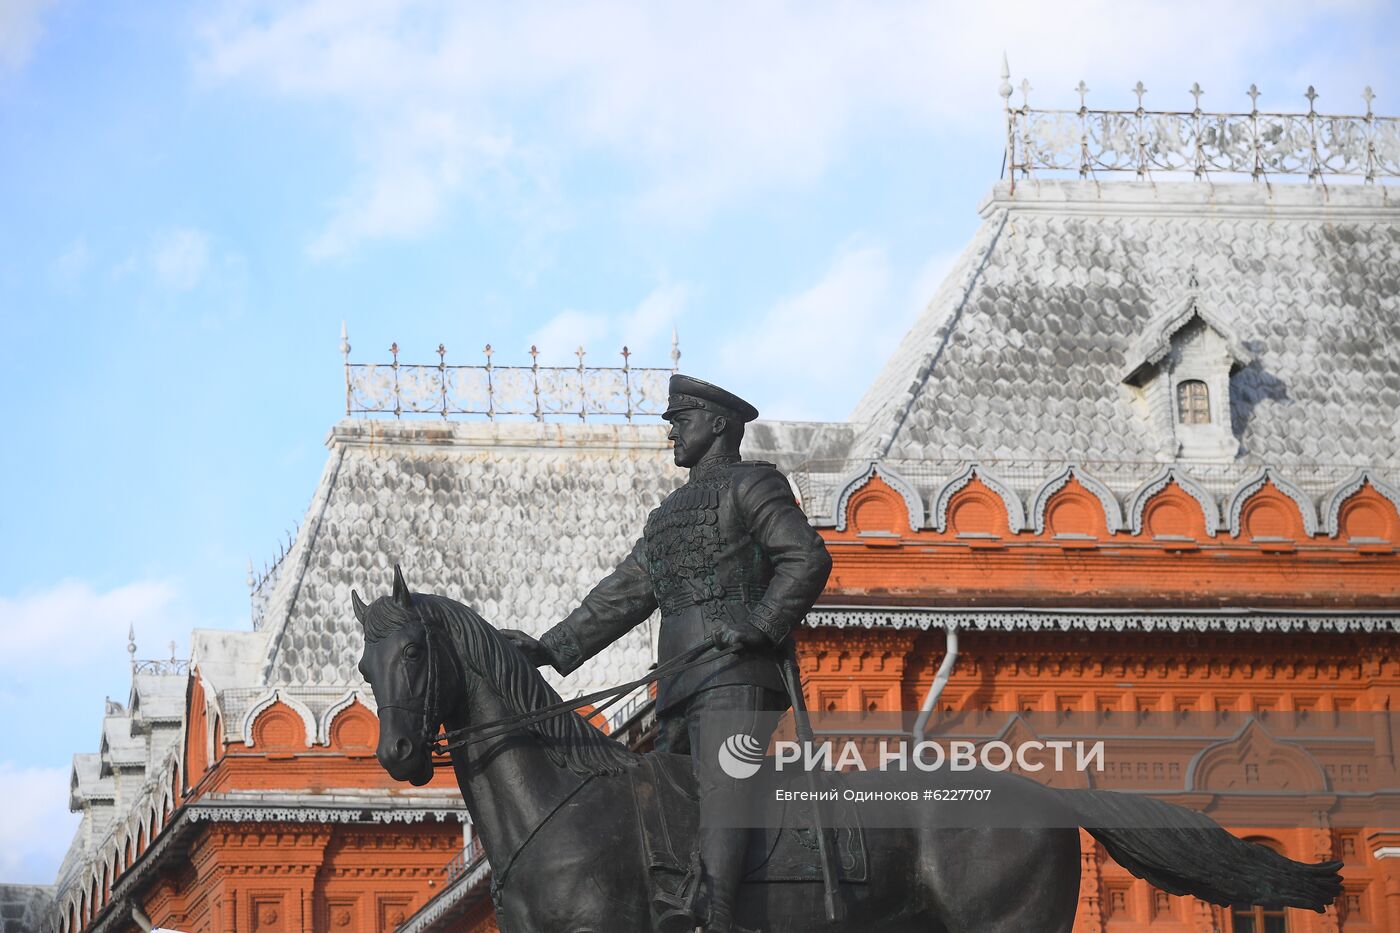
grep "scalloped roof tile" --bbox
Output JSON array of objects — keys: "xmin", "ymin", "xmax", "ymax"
[{"xmin": 853, "ymin": 181, "xmax": 1400, "ymax": 466}]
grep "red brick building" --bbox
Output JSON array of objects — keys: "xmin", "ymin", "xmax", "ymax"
[{"xmin": 48, "ymin": 82, "xmax": 1400, "ymax": 933}]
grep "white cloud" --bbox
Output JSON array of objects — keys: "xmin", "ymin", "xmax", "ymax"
[
  {"xmin": 150, "ymin": 228, "xmax": 211, "ymax": 291},
  {"xmin": 0, "ymin": 763, "xmax": 78, "ymax": 883},
  {"xmin": 48, "ymin": 237, "xmax": 91, "ymax": 292},
  {"xmin": 0, "ymin": 579, "xmax": 180, "ymax": 670},
  {"xmin": 717, "ymin": 243, "xmax": 960, "ymax": 421},
  {"xmin": 620, "ymin": 282, "xmax": 688, "ymax": 351},
  {"xmin": 527, "ymin": 282, "xmax": 688, "ymax": 365},
  {"xmin": 197, "ymin": 1, "xmax": 1379, "ymax": 251},
  {"xmin": 527, "ymin": 309, "xmax": 611, "ymax": 364},
  {"xmin": 0, "ymin": 0, "xmax": 56, "ymax": 72},
  {"xmin": 308, "ymin": 112, "xmax": 519, "ymax": 258}
]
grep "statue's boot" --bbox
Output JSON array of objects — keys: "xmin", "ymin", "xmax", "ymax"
[{"xmin": 698, "ymin": 828, "xmax": 758, "ymax": 933}]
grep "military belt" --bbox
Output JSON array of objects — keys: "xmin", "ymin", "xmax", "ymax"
[{"xmin": 658, "ymin": 583, "xmax": 767, "ymax": 616}]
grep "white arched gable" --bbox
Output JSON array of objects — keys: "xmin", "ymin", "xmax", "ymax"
[
  {"xmin": 930, "ymin": 464, "xmax": 1025, "ymax": 533},
  {"xmin": 1125, "ymin": 465, "xmax": 1220, "ymax": 536},
  {"xmin": 1224, "ymin": 467, "xmax": 1317, "ymax": 537},
  {"xmin": 318, "ymin": 689, "xmax": 373, "ymax": 745},
  {"xmin": 1321, "ymin": 469, "xmax": 1400, "ymax": 537},
  {"xmin": 1028, "ymin": 465, "xmax": 1122, "ymax": 535},
  {"xmin": 240, "ymin": 689, "xmax": 317, "ymax": 748},
  {"xmin": 831, "ymin": 461, "xmax": 924, "ymax": 532}
]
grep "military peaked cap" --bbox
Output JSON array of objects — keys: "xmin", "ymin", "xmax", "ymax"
[{"xmin": 663, "ymin": 374, "xmax": 759, "ymax": 423}]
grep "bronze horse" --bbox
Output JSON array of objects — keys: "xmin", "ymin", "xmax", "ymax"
[{"xmin": 354, "ymin": 569, "xmax": 1341, "ymax": 933}]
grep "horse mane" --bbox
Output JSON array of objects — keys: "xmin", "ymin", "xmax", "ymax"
[{"xmin": 380, "ymin": 592, "xmax": 639, "ymax": 778}]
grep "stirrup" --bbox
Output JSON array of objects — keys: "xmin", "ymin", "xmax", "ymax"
[{"xmin": 653, "ymin": 849, "xmax": 705, "ymax": 933}]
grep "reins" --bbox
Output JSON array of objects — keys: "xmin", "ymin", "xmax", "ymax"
[{"xmin": 422, "ymin": 627, "xmax": 741, "ymax": 756}]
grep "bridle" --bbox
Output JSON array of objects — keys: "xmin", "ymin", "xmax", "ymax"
[
  {"xmin": 371, "ymin": 606, "xmax": 457, "ymax": 757},
  {"xmin": 375, "ymin": 601, "xmax": 741, "ymax": 758}
]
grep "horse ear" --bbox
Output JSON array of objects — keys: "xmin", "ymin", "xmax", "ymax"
[
  {"xmin": 392, "ymin": 563, "xmax": 412, "ymax": 608},
  {"xmin": 351, "ymin": 590, "xmax": 368, "ymax": 627}
]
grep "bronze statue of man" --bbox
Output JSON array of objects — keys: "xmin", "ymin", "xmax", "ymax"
[{"xmin": 504, "ymin": 374, "xmax": 832, "ymax": 933}]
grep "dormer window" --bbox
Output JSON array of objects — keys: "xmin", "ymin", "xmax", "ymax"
[
  {"xmin": 1177, "ymin": 380, "xmax": 1210, "ymax": 424},
  {"xmin": 1121, "ymin": 279, "xmax": 1252, "ymax": 461}
]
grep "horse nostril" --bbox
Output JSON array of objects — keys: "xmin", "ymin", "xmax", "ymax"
[{"xmin": 393, "ymin": 737, "xmax": 414, "ymax": 762}]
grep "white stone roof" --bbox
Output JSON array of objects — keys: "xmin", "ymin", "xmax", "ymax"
[
  {"xmin": 56, "ymin": 668, "xmax": 188, "ymax": 913},
  {"xmin": 251, "ymin": 418, "xmax": 844, "ymax": 696},
  {"xmin": 128, "ymin": 674, "xmax": 187, "ymax": 733},
  {"xmin": 190, "ymin": 628, "xmax": 267, "ymax": 687},
  {"xmin": 0, "ymin": 885, "xmax": 54, "ymax": 933},
  {"xmin": 68, "ymin": 754, "xmax": 110, "ymax": 809},
  {"xmin": 853, "ymin": 180, "xmax": 1400, "ymax": 466},
  {"xmin": 99, "ymin": 716, "xmax": 146, "ymax": 772},
  {"xmin": 255, "ymin": 421, "xmax": 688, "ymax": 696}
]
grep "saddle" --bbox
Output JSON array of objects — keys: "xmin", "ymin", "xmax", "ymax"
[{"xmin": 629, "ymin": 753, "xmax": 867, "ymax": 929}]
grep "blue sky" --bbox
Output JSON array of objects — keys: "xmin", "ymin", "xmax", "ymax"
[{"xmin": 0, "ymin": 0, "xmax": 1395, "ymax": 884}]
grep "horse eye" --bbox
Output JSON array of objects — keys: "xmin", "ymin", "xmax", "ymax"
[{"xmin": 404, "ymin": 644, "xmax": 421, "ymax": 661}]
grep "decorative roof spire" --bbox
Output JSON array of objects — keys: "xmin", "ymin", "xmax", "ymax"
[{"xmin": 127, "ymin": 624, "xmax": 136, "ymax": 671}]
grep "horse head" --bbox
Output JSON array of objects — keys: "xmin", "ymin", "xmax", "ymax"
[{"xmin": 353, "ymin": 564, "xmax": 458, "ymax": 787}]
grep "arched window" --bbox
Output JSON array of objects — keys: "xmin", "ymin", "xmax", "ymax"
[
  {"xmin": 1230, "ymin": 838, "xmax": 1289, "ymax": 932},
  {"xmin": 1177, "ymin": 380, "xmax": 1210, "ymax": 424}
]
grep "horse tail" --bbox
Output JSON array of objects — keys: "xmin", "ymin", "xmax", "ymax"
[{"xmin": 1056, "ymin": 789, "xmax": 1342, "ymax": 913}]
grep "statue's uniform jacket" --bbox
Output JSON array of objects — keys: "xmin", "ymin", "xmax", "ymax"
[{"xmin": 540, "ymin": 457, "xmax": 832, "ymax": 711}]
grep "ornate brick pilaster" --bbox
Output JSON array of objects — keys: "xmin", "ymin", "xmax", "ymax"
[
  {"xmin": 1310, "ymin": 814, "xmax": 1340, "ymax": 933},
  {"xmin": 1370, "ymin": 831, "xmax": 1400, "ymax": 931},
  {"xmin": 1076, "ymin": 831, "xmax": 1103, "ymax": 932},
  {"xmin": 1191, "ymin": 898, "xmax": 1217, "ymax": 933}
]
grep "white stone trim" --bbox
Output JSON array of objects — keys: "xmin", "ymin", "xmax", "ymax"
[
  {"xmin": 1322, "ymin": 468, "xmax": 1400, "ymax": 537},
  {"xmin": 1125, "ymin": 465, "xmax": 1220, "ymax": 536},
  {"xmin": 1028, "ymin": 465, "xmax": 1122, "ymax": 535},
  {"xmin": 831, "ymin": 460, "xmax": 924, "ymax": 532},
  {"xmin": 1224, "ymin": 467, "xmax": 1318, "ymax": 537},
  {"xmin": 930, "ymin": 463, "xmax": 1026, "ymax": 534},
  {"xmin": 980, "ymin": 178, "xmax": 1400, "ymax": 222},
  {"xmin": 803, "ymin": 606, "xmax": 1398, "ymax": 634},
  {"xmin": 1183, "ymin": 719, "xmax": 1329, "ymax": 794},
  {"xmin": 318, "ymin": 689, "xmax": 372, "ymax": 745},
  {"xmin": 240, "ymin": 689, "xmax": 317, "ymax": 748},
  {"xmin": 1372, "ymin": 846, "xmax": 1400, "ymax": 860},
  {"xmin": 786, "ymin": 473, "xmax": 804, "ymax": 511},
  {"xmin": 398, "ymin": 857, "xmax": 492, "ymax": 933},
  {"xmin": 185, "ymin": 804, "xmax": 466, "ymax": 824},
  {"xmin": 1124, "ymin": 294, "xmax": 1253, "ymax": 383}
]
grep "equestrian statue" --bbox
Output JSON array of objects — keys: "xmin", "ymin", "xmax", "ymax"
[{"xmin": 352, "ymin": 374, "xmax": 1342, "ymax": 933}]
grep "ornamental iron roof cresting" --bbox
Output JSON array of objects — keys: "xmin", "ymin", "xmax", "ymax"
[
  {"xmin": 1000, "ymin": 56, "xmax": 1398, "ymax": 187},
  {"xmin": 342, "ymin": 323, "xmax": 682, "ymax": 421}
]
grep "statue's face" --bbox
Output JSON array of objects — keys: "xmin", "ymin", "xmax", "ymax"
[{"xmin": 666, "ymin": 408, "xmax": 724, "ymax": 467}]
